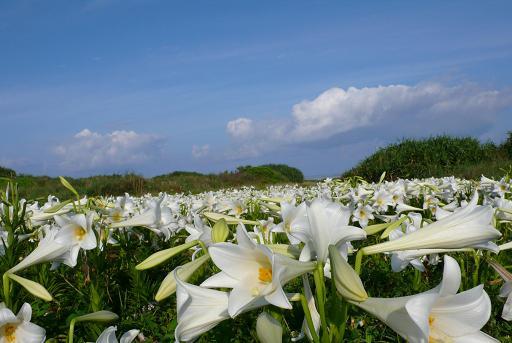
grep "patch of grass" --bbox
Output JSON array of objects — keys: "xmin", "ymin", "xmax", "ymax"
[{"xmin": 343, "ymin": 134, "xmax": 512, "ymax": 181}]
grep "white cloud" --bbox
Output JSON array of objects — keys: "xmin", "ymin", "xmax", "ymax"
[
  {"xmin": 54, "ymin": 129, "xmax": 163, "ymax": 172},
  {"xmin": 192, "ymin": 144, "xmax": 210, "ymax": 158},
  {"xmin": 225, "ymin": 82, "xmax": 512, "ymax": 157},
  {"xmin": 226, "ymin": 117, "xmax": 253, "ymax": 139}
]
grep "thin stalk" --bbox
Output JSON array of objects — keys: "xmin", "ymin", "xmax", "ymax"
[
  {"xmin": 68, "ymin": 319, "xmax": 76, "ymax": 343},
  {"xmin": 300, "ymin": 294, "xmax": 320, "ymax": 343},
  {"xmin": 2, "ymin": 274, "xmax": 10, "ymax": 309},
  {"xmin": 413, "ymin": 269, "xmax": 421, "ymax": 291},
  {"xmin": 338, "ymin": 299, "xmax": 349, "ymax": 341},
  {"xmin": 355, "ymin": 249, "xmax": 364, "ymax": 275},
  {"xmin": 313, "ymin": 263, "xmax": 328, "ymax": 341},
  {"xmin": 473, "ymin": 253, "xmax": 481, "ymax": 287}
]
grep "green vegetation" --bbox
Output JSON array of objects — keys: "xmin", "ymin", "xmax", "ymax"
[
  {"xmin": 0, "ymin": 166, "xmax": 16, "ymax": 178},
  {"xmin": 6, "ymin": 164, "xmax": 304, "ymax": 199},
  {"xmin": 343, "ymin": 134, "xmax": 512, "ymax": 181}
]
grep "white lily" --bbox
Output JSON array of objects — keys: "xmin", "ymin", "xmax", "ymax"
[
  {"xmin": 256, "ymin": 312, "xmax": 282, "ymax": 343},
  {"xmin": 201, "ymin": 224, "xmax": 316, "ymax": 317},
  {"xmin": 53, "ymin": 212, "xmax": 97, "ymax": 267},
  {"xmin": 356, "ymin": 256, "xmax": 497, "ymax": 343},
  {"xmin": 110, "ymin": 199, "xmax": 175, "ymax": 239},
  {"xmin": 487, "ymin": 259, "xmax": 512, "ymax": 321},
  {"xmin": 184, "ymin": 214, "xmax": 212, "ymax": 246},
  {"xmin": 363, "ymin": 193, "xmax": 501, "ymax": 255},
  {"xmin": 273, "ymin": 202, "xmax": 309, "ymax": 245},
  {"xmin": 9, "ymin": 226, "xmax": 72, "ymax": 274},
  {"xmin": 298, "ymin": 198, "xmax": 366, "ymax": 264},
  {"xmin": 0, "ymin": 302, "xmax": 46, "ymax": 343},
  {"xmin": 96, "ymin": 326, "xmax": 140, "ymax": 343},
  {"xmin": 174, "ymin": 268, "xmax": 230, "ymax": 342},
  {"xmin": 352, "ymin": 203, "xmax": 374, "ymax": 228}
]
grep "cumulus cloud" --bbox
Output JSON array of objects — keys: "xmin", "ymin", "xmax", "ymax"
[
  {"xmin": 225, "ymin": 82, "xmax": 512, "ymax": 157},
  {"xmin": 192, "ymin": 144, "xmax": 210, "ymax": 158},
  {"xmin": 226, "ymin": 117, "xmax": 254, "ymax": 139},
  {"xmin": 54, "ymin": 129, "xmax": 163, "ymax": 172}
]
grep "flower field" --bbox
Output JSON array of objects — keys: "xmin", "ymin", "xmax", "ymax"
[{"xmin": 1, "ymin": 174, "xmax": 512, "ymax": 342}]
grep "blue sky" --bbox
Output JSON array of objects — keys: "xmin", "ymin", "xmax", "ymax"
[{"xmin": 1, "ymin": 1, "xmax": 512, "ymax": 178}]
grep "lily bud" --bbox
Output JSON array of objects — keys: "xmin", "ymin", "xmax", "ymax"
[
  {"xmin": 203, "ymin": 212, "xmax": 259, "ymax": 225},
  {"xmin": 155, "ymin": 254, "xmax": 210, "ymax": 301},
  {"xmin": 7, "ymin": 273, "xmax": 53, "ymax": 302},
  {"xmin": 211, "ymin": 219, "xmax": 229, "ymax": 243},
  {"xmin": 328, "ymin": 245, "xmax": 368, "ymax": 303},
  {"xmin": 136, "ymin": 240, "xmax": 198, "ymax": 270},
  {"xmin": 256, "ymin": 312, "xmax": 282, "ymax": 343},
  {"xmin": 73, "ymin": 310, "xmax": 119, "ymax": 323},
  {"xmin": 265, "ymin": 244, "xmax": 301, "ymax": 259}
]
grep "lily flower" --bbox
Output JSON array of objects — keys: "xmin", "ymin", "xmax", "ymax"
[
  {"xmin": 487, "ymin": 259, "xmax": 512, "ymax": 321},
  {"xmin": 96, "ymin": 326, "xmax": 140, "ymax": 343},
  {"xmin": 363, "ymin": 193, "xmax": 501, "ymax": 255},
  {"xmin": 174, "ymin": 268, "xmax": 230, "ymax": 342},
  {"xmin": 183, "ymin": 214, "xmax": 212, "ymax": 246},
  {"xmin": 355, "ymin": 256, "xmax": 497, "ymax": 342},
  {"xmin": 53, "ymin": 212, "xmax": 97, "ymax": 267},
  {"xmin": 0, "ymin": 302, "xmax": 46, "ymax": 343},
  {"xmin": 298, "ymin": 198, "xmax": 366, "ymax": 264},
  {"xmin": 273, "ymin": 202, "xmax": 309, "ymax": 245},
  {"xmin": 256, "ymin": 312, "xmax": 282, "ymax": 343},
  {"xmin": 9, "ymin": 226, "xmax": 72, "ymax": 274},
  {"xmin": 201, "ymin": 224, "xmax": 316, "ymax": 317},
  {"xmin": 352, "ymin": 204, "xmax": 374, "ymax": 228},
  {"xmin": 110, "ymin": 199, "xmax": 176, "ymax": 240}
]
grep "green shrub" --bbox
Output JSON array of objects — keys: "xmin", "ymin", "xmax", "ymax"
[
  {"xmin": 500, "ymin": 131, "xmax": 512, "ymax": 158},
  {"xmin": 343, "ymin": 135, "xmax": 507, "ymax": 181},
  {"xmin": 262, "ymin": 164, "xmax": 304, "ymax": 182},
  {"xmin": 11, "ymin": 164, "xmax": 304, "ymax": 199},
  {"xmin": 0, "ymin": 166, "xmax": 16, "ymax": 178}
]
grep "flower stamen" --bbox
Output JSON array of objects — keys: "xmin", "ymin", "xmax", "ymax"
[{"xmin": 258, "ymin": 267, "xmax": 272, "ymax": 283}]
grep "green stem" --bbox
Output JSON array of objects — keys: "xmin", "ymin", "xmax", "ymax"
[
  {"xmin": 413, "ymin": 269, "xmax": 421, "ymax": 291},
  {"xmin": 459, "ymin": 256, "xmax": 466, "ymax": 289},
  {"xmin": 2, "ymin": 274, "xmax": 10, "ymax": 309},
  {"xmin": 338, "ymin": 299, "xmax": 349, "ymax": 341},
  {"xmin": 68, "ymin": 319, "xmax": 76, "ymax": 343},
  {"xmin": 313, "ymin": 263, "xmax": 328, "ymax": 341},
  {"xmin": 198, "ymin": 240, "xmax": 208, "ymax": 253},
  {"xmin": 473, "ymin": 253, "xmax": 480, "ymax": 287},
  {"xmin": 300, "ymin": 294, "xmax": 320, "ymax": 343},
  {"xmin": 355, "ymin": 249, "xmax": 365, "ymax": 275}
]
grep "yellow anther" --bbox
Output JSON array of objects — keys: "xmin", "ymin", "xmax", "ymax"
[
  {"xmin": 258, "ymin": 267, "xmax": 272, "ymax": 283},
  {"xmin": 4, "ymin": 325, "xmax": 16, "ymax": 343},
  {"xmin": 74, "ymin": 226, "xmax": 87, "ymax": 241},
  {"xmin": 111, "ymin": 211, "xmax": 123, "ymax": 222}
]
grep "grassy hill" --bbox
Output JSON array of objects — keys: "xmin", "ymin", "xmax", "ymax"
[
  {"xmin": 343, "ymin": 134, "xmax": 512, "ymax": 182},
  {"xmin": 3, "ymin": 164, "xmax": 304, "ymax": 200}
]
